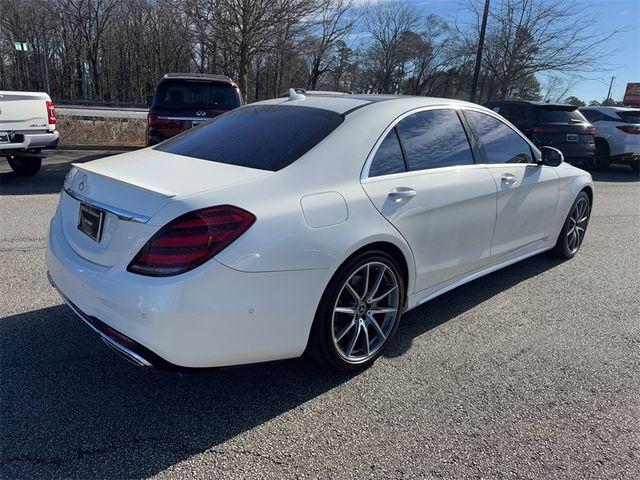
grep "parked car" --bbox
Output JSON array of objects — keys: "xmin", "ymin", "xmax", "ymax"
[
  {"xmin": 0, "ymin": 90, "xmax": 59, "ymax": 176},
  {"xmin": 146, "ymin": 73, "xmax": 242, "ymax": 146},
  {"xmin": 47, "ymin": 91, "xmax": 593, "ymax": 372},
  {"xmin": 484, "ymin": 100, "xmax": 596, "ymax": 168},
  {"xmin": 579, "ymin": 106, "xmax": 640, "ymax": 172}
]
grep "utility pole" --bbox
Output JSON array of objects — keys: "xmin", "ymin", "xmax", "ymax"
[
  {"xmin": 470, "ymin": 0, "xmax": 490, "ymax": 103},
  {"xmin": 606, "ymin": 76, "xmax": 615, "ymax": 102}
]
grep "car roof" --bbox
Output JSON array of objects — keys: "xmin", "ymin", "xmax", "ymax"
[
  {"xmin": 160, "ymin": 73, "xmax": 236, "ymax": 84},
  {"xmin": 485, "ymin": 100, "xmax": 578, "ymax": 108},
  {"xmin": 580, "ymin": 106, "xmax": 639, "ymax": 112},
  {"xmin": 257, "ymin": 93, "xmax": 479, "ymax": 115}
]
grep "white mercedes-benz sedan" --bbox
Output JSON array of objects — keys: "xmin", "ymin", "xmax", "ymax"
[{"xmin": 46, "ymin": 91, "xmax": 593, "ymax": 372}]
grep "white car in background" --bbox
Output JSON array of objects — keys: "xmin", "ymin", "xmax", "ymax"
[
  {"xmin": 47, "ymin": 91, "xmax": 593, "ymax": 372},
  {"xmin": 0, "ymin": 90, "xmax": 59, "ymax": 175},
  {"xmin": 579, "ymin": 106, "xmax": 640, "ymax": 172}
]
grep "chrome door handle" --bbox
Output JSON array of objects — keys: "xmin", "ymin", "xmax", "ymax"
[
  {"xmin": 501, "ymin": 174, "xmax": 517, "ymax": 186},
  {"xmin": 388, "ymin": 188, "xmax": 417, "ymax": 202}
]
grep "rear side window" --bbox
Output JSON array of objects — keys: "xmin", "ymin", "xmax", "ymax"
[
  {"xmin": 501, "ymin": 104, "xmax": 528, "ymax": 122},
  {"xmin": 534, "ymin": 106, "xmax": 586, "ymax": 123},
  {"xmin": 369, "ymin": 129, "xmax": 407, "ymax": 177},
  {"xmin": 396, "ymin": 109, "xmax": 474, "ymax": 171},
  {"xmin": 155, "ymin": 105, "xmax": 344, "ymax": 171},
  {"xmin": 580, "ymin": 109, "xmax": 598, "ymax": 122},
  {"xmin": 618, "ymin": 110, "xmax": 640, "ymax": 123},
  {"xmin": 155, "ymin": 80, "xmax": 241, "ymax": 110},
  {"xmin": 466, "ymin": 111, "xmax": 532, "ymax": 164}
]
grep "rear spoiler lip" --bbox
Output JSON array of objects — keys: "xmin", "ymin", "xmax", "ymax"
[{"xmin": 71, "ymin": 162, "xmax": 177, "ymax": 198}]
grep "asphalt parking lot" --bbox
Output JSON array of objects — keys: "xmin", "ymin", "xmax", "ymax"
[{"xmin": 1, "ymin": 150, "xmax": 639, "ymax": 479}]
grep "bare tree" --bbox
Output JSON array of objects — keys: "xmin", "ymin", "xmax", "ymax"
[
  {"xmin": 301, "ymin": 0, "xmax": 358, "ymax": 90},
  {"xmin": 460, "ymin": 0, "xmax": 616, "ymax": 100},
  {"xmin": 364, "ymin": 1, "xmax": 420, "ymax": 93}
]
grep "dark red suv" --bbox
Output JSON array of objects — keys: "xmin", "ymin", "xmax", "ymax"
[{"xmin": 146, "ymin": 73, "xmax": 243, "ymax": 146}]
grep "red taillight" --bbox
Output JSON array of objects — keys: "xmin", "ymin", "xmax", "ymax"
[
  {"xmin": 586, "ymin": 126, "xmax": 596, "ymax": 135},
  {"xmin": 147, "ymin": 113, "xmax": 179, "ymax": 128},
  {"xmin": 616, "ymin": 125, "xmax": 640, "ymax": 134},
  {"xmin": 127, "ymin": 205, "xmax": 255, "ymax": 277},
  {"xmin": 532, "ymin": 127, "xmax": 560, "ymax": 134},
  {"xmin": 46, "ymin": 101, "xmax": 56, "ymax": 125}
]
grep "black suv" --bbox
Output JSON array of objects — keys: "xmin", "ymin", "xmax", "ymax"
[
  {"xmin": 146, "ymin": 73, "xmax": 243, "ymax": 146},
  {"xmin": 483, "ymin": 101, "xmax": 596, "ymax": 166}
]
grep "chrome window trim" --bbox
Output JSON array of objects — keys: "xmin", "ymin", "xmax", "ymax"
[
  {"xmin": 460, "ymin": 105, "xmax": 543, "ymax": 163},
  {"xmin": 63, "ymin": 186, "xmax": 150, "ymax": 223},
  {"xmin": 361, "ymin": 105, "xmax": 474, "ymax": 181},
  {"xmin": 360, "ymin": 104, "xmax": 544, "ymax": 182}
]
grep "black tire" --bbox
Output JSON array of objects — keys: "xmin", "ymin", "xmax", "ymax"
[
  {"xmin": 593, "ymin": 139, "xmax": 611, "ymax": 171},
  {"xmin": 8, "ymin": 155, "xmax": 42, "ymax": 176},
  {"xmin": 551, "ymin": 191, "xmax": 591, "ymax": 259},
  {"xmin": 583, "ymin": 140, "xmax": 609, "ymax": 171},
  {"xmin": 306, "ymin": 250, "xmax": 405, "ymax": 372}
]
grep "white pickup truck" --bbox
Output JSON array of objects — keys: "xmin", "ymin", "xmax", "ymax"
[{"xmin": 0, "ymin": 90, "xmax": 60, "ymax": 176}]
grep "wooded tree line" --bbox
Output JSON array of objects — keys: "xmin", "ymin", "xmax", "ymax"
[{"xmin": 0, "ymin": 0, "xmax": 613, "ymax": 104}]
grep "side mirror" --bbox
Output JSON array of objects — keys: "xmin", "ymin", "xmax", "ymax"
[
  {"xmin": 146, "ymin": 95, "xmax": 154, "ymax": 107},
  {"xmin": 539, "ymin": 146, "xmax": 563, "ymax": 167}
]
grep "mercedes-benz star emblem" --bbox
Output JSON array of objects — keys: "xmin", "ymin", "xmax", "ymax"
[
  {"xmin": 78, "ymin": 175, "xmax": 87, "ymax": 191},
  {"xmin": 196, "ymin": 111, "xmax": 207, "ymax": 116}
]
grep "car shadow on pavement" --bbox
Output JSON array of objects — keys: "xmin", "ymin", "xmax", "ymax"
[
  {"xmin": 0, "ymin": 254, "xmax": 564, "ymax": 479},
  {"xmin": 385, "ymin": 253, "xmax": 565, "ymax": 358},
  {"xmin": 0, "ymin": 153, "xmax": 117, "ymax": 196},
  {"xmin": 590, "ymin": 164, "xmax": 639, "ymax": 183}
]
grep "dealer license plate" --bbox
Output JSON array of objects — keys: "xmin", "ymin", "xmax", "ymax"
[{"xmin": 78, "ymin": 203, "xmax": 105, "ymax": 242}]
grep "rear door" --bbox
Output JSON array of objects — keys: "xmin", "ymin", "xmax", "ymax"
[
  {"xmin": 361, "ymin": 107, "xmax": 497, "ymax": 293},
  {"xmin": 463, "ymin": 109, "xmax": 559, "ymax": 257}
]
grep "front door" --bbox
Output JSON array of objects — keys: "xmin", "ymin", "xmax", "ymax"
[
  {"xmin": 361, "ymin": 108, "xmax": 498, "ymax": 293},
  {"xmin": 463, "ymin": 109, "xmax": 559, "ymax": 257}
]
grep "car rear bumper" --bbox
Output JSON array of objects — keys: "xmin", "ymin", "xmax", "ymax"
[
  {"xmin": 45, "ymin": 212, "xmax": 330, "ymax": 369},
  {"xmin": 0, "ymin": 130, "xmax": 59, "ymax": 151}
]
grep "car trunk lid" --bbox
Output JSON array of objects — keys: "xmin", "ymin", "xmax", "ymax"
[{"xmin": 60, "ymin": 149, "xmax": 270, "ymax": 267}]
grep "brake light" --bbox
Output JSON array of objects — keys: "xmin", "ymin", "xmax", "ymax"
[
  {"xmin": 532, "ymin": 127, "xmax": 560, "ymax": 133},
  {"xmin": 127, "ymin": 205, "xmax": 255, "ymax": 277},
  {"xmin": 46, "ymin": 101, "xmax": 56, "ymax": 125},
  {"xmin": 616, "ymin": 125, "xmax": 640, "ymax": 134},
  {"xmin": 147, "ymin": 114, "xmax": 179, "ymax": 128},
  {"xmin": 586, "ymin": 127, "xmax": 596, "ymax": 134}
]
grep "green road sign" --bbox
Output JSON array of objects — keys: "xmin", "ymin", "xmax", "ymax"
[{"xmin": 14, "ymin": 41, "xmax": 28, "ymax": 51}]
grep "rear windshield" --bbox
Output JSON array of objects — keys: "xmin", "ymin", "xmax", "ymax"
[
  {"xmin": 154, "ymin": 80, "xmax": 241, "ymax": 110},
  {"xmin": 155, "ymin": 105, "xmax": 344, "ymax": 171},
  {"xmin": 534, "ymin": 106, "xmax": 586, "ymax": 123},
  {"xmin": 618, "ymin": 110, "xmax": 640, "ymax": 123}
]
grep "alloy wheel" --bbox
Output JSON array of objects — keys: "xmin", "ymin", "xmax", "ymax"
[
  {"xmin": 331, "ymin": 262, "xmax": 400, "ymax": 363},
  {"xmin": 567, "ymin": 197, "xmax": 589, "ymax": 254}
]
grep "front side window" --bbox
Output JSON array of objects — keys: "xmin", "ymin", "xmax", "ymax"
[
  {"xmin": 156, "ymin": 105, "xmax": 344, "ymax": 171},
  {"xmin": 395, "ymin": 109, "xmax": 475, "ymax": 171},
  {"xmin": 368, "ymin": 128, "xmax": 406, "ymax": 177},
  {"xmin": 465, "ymin": 111, "xmax": 533, "ymax": 164}
]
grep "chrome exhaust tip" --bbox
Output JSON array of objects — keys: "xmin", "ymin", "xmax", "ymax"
[{"xmin": 101, "ymin": 336, "xmax": 152, "ymax": 368}]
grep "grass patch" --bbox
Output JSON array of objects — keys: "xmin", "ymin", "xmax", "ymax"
[{"xmin": 57, "ymin": 116, "xmax": 146, "ymax": 146}]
